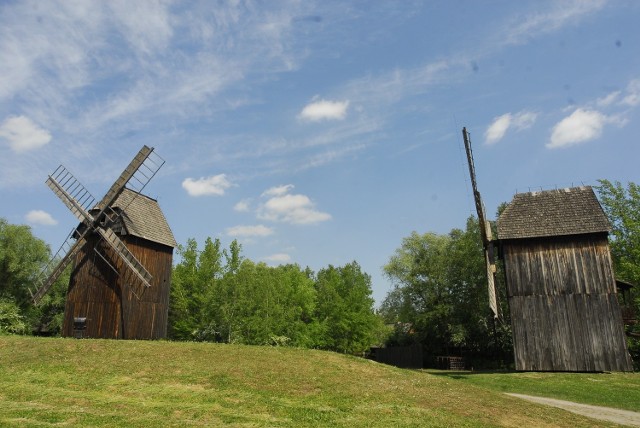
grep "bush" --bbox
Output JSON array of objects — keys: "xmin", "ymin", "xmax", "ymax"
[{"xmin": 0, "ymin": 299, "xmax": 27, "ymax": 335}]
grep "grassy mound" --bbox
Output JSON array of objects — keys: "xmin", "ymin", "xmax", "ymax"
[{"xmin": 0, "ymin": 336, "xmax": 635, "ymax": 427}]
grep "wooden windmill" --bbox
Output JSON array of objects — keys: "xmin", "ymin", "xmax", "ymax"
[
  {"xmin": 462, "ymin": 128, "xmax": 500, "ymax": 320},
  {"xmin": 498, "ymin": 187, "xmax": 633, "ymax": 371},
  {"xmin": 32, "ymin": 146, "xmax": 176, "ymax": 339}
]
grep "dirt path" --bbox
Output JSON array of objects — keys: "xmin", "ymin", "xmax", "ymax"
[{"xmin": 506, "ymin": 393, "xmax": 640, "ymax": 427}]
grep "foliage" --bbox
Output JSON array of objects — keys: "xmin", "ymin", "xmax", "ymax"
[
  {"xmin": 314, "ymin": 262, "xmax": 385, "ymax": 354},
  {"xmin": 168, "ymin": 237, "xmax": 382, "ymax": 354},
  {"xmin": 0, "ymin": 298, "xmax": 26, "ymax": 334},
  {"xmin": 0, "ymin": 218, "xmax": 50, "ymax": 308},
  {"xmin": 381, "ymin": 217, "xmax": 512, "ymax": 367},
  {"xmin": 2, "ymin": 335, "xmax": 628, "ymax": 427},
  {"xmin": 596, "ymin": 179, "xmax": 640, "ymax": 368},
  {"xmin": 0, "ymin": 218, "xmax": 68, "ymax": 336},
  {"xmin": 596, "ymin": 180, "xmax": 640, "ymax": 286}
]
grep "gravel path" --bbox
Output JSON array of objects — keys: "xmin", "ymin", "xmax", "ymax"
[{"xmin": 506, "ymin": 393, "xmax": 640, "ymax": 427}]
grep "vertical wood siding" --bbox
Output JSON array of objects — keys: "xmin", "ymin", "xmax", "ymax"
[
  {"xmin": 503, "ymin": 234, "xmax": 632, "ymax": 371},
  {"xmin": 62, "ymin": 235, "xmax": 173, "ymax": 340}
]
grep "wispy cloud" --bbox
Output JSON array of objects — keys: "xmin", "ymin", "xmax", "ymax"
[
  {"xmin": 25, "ymin": 210, "xmax": 57, "ymax": 226},
  {"xmin": 597, "ymin": 91, "xmax": 621, "ymax": 107},
  {"xmin": 621, "ymin": 79, "xmax": 640, "ymax": 107},
  {"xmin": 182, "ymin": 174, "xmax": 232, "ymax": 196},
  {"xmin": 226, "ymin": 224, "xmax": 274, "ymax": 237},
  {"xmin": 0, "ymin": 1, "xmax": 309, "ymax": 186},
  {"xmin": 0, "ymin": 116, "xmax": 52, "ymax": 153},
  {"xmin": 234, "ymin": 199, "xmax": 251, "ymax": 212},
  {"xmin": 258, "ymin": 184, "xmax": 331, "ymax": 225},
  {"xmin": 485, "ymin": 111, "xmax": 537, "ymax": 145},
  {"xmin": 500, "ymin": 0, "xmax": 607, "ymax": 47},
  {"xmin": 299, "ymin": 98, "xmax": 349, "ymax": 121},
  {"xmin": 262, "ymin": 184, "xmax": 295, "ymax": 197},
  {"xmin": 263, "ymin": 253, "xmax": 291, "ymax": 264}
]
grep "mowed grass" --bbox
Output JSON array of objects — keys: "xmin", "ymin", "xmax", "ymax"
[
  {"xmin": 428, "ymin": 369, "xmax": 640, "ymax": 412},
  {"xmin": 0, "ymin": 336, "xmax": 634, "ymax": 427}
]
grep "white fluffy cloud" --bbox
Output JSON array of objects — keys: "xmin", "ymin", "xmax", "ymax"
[
  {"xmin": 226, "ymin": 224, "xmax": 274, "ymax": 237},
  {"xmin": 0, "ymin": 116, "xmax": 52, "ymax": 153},
  {"xmin": 263, "ymin": 253, "xmax": 291, "ymax": 264},
  {"xmin": 485, "ymin": 113, "xmax": 512, "ymax": 144},
  {"xmin": 299, "ymin": 99, "xmax": 349, "ymax": 121},
  {"xmin": 258, "ymin": 184, "xmax": 331, "ymax": 225},
  {"xmin": 548, "ymin": 109, "xmax": 608, "ymax": 149},
  {"xmin": 25, "ymin": 210, "xmax": 57, "ymax": 226},
  {"xmin": 182, "ymin": 174, "xmax": 232, "ymax": 196},
  {"xmin": 485, "ymin": 111, "xmax": 537, "ymax": 144}
]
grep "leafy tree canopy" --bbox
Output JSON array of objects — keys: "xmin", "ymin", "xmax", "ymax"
[{"xmin": 381, "ymin": 217, "xmax": 511, "ymax": 367}]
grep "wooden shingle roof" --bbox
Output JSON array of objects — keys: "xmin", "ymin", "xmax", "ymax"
[
  {"xmin": 497, "ymin": 186, "xmax": 610, "ymax": 240},
  {"xmin": 110, "ymin": 188, "xmax": 177, "ymax": 248}
]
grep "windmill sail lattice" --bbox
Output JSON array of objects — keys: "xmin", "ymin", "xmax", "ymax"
[
  {"xmin": 32, "ymin": 145, "xmax": 165, "ymax": 305},
  {"xmin": 462, "ymin": 127, "xmax": 500, "ymax": 320}
]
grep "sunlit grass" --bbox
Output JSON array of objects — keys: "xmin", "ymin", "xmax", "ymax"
[
  {"xmin": 0, "ymin": 335, "xmax": 633, "ymax": 427},
  {"xmin": 428, "ymin": 369, "xmax": 640, "ymax": 412}
]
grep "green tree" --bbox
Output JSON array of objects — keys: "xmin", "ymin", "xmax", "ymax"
[
  {"xmin": 0, "ymin": 219, "xmax": 50, "ymax": 307},
  {"xmin": 315, "ymin": 262, "xmax": 383, "ymax": 354},
  {"xmin": 0, "ymin": 218, "xmax": 68, "ymax": 335},
  {"xmin": 168, "ymin": 236, "xmax": 382, "ymax": 353},
  {"xmin": 382, "ymin": 231, "xmax": 452, "ymax": 353},
  {"xmin": 596, "ymin": 180, "xmax": 640, "ymax": 286},
  {"xmin": 381, "ymin": 217, "xmax": 512, "ymax": 367},
  {"xmin": 596, "ymin": 180, "xmax": 640, "ymax": 367},
  {"xmin": 168, "ymin": 238, "xmax": 200, "ymax": 340}
]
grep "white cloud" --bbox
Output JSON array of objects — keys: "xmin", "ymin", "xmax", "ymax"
[
  {"xmin": 263, "ymin": 253, "xmax": 291, "ymax": 264},
  {"xmin": 485, "ymin": 111, "xmax": 537, "ymax": 144},
  {"xmin": 597, "ymin": 91, "xmax": 621, "ymax": 107},
  {"xmin": 182, "ymin": 174, "xmax": 232, "ymax": 196},
  {"xmin": 25, "ymin": 210, "xmax": 57, "ymax": 226},
  {"xmin": 512, "ymin": 111, "xmax": 537, "ymax": 130},
  {"xmin": 485, "ymin": 113, "xmax": 512, "ymax": 145},
  {"xmin": 262, "ymin": 184, "xmax": 295, "ymax": 197},
  {"xmin": 0, "ymin": 116, "xmax": 52, "ymax": 153},
  {"xmin": 548, "ymin": 109, "xmax": 608, "ymax": 149},
  {"xmin": 226, "ymin": 224, "xmax": 274, "ymax": 237},
  {"xmin": 621, "ymin": 79, "xmax": 640, "ymax": 107},
  {"xmin": 258, "ymin": 185, "xmax": 331, "ymax": 225},
  {"xmin": 234, "ymin": 199, "xmax": 251, "ymax": 212},
  {"xmin": 299, "ymin": 99, "xmax": 349, "ymax": 121}
]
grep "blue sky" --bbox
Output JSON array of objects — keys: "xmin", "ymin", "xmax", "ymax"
[{"xmin": 1, "ymin": 0, "xmax": 639, "ymax": 305}]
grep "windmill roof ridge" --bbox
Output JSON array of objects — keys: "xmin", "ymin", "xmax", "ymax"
[
  {"xmin": 498, "ymin": 185, "xmax": 610, "ymax": 240},
  {"xmin": 110, "ymin": 188, "xmax": 177, "ymax": 248}
]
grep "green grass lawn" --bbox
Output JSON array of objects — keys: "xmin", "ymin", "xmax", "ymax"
[
  {"xmin": 427, "ymin": 369, "xmax": 640, "ymax": 412},
  {"xmin": 0, "ymin": 335, "xmax": 636, "ymax": 427}
]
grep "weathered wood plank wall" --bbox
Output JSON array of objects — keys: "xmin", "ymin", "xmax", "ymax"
[
  {"xmin": 62, "ymin": 235, "xmax": 173, "ymax": 339},
  {"xmin": 502, "ymin": 234, "xmax": 632, "ymax": 371}
]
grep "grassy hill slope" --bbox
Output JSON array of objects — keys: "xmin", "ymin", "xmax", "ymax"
[{"xmin": 0, "ymin": 336, "xmax": 635, "ymax": 427}]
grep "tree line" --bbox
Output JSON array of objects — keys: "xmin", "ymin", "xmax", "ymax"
[
  {"xmin": 1, "ymin": 180, "xmax": 638, "ymax": 367},
  {"xmin": 168, "ymin": 237, "xmax": 385, "ymax": 353},
  {"xmin": 0, "ymin": 220, "xmax": 384, "ymax": 355}
]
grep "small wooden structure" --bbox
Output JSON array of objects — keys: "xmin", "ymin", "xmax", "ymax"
[
  {"xmin": 498, "ymin": 186, "xmax": 633, "ymax": 371},
  {"xmin": 62, "ymin": 189, "xmax": 176, "ymax": 339}
]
